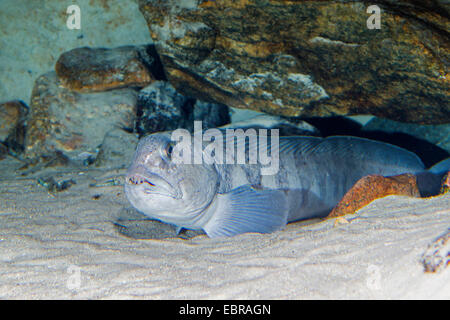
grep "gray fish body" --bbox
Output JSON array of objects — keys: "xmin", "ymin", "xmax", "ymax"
[
  {"xmin": 125, "ymin": 133, "xmax": 425, "ymax": 237},
  {"xmin": 215, "ymin": 136, "xmax": 425, "ymax": 222}
]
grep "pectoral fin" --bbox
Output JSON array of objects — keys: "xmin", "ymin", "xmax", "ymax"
[{"xmin": 203, "ymin": 185, "xmax": 288, "ymax": 238}]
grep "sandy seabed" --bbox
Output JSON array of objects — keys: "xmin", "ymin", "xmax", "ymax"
[{"xmin": 0, "ymin": 156, "xmax": 448, "ymax": 299}]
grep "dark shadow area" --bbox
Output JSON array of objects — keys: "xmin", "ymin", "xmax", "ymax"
[
  {"xmin": 360, "ymin": 131, "xmax": 449, "ymax": 169},
  {"xmin": 303, "ymin": 116, "xmax": 364, "ymax": 137},
  {"xmin": 416, "ymin": 171, "xmax": 447, "ymax": 197},
  {"xmin": 114, "ymin": 207, "xmax": 204, "ymax": 240},
  {"xmin": 145, "ymin": 44, "xmax": 167, "ymax": 81}
]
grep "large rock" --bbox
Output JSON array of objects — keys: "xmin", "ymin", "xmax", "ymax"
[
  {"xmin": 55, "ymin": 46, "xmax": 155, "ymax": 93},
  {"xmin": 93, "ymin": 128, "xmax": 139, "ymax": 169},
  {"xmin": 137, "ymin": 81, "xmax": 230, "ymax": 134},
  {"xmin": 0, "ymin": 100, "xmax": 28, "ymax": 153},
  {"xmin": 138, "ymin": 0, "xmax": 450, "ymax": 124},
  {"xmin": 0, "ymin": 101, "xmax": 26, "ymax": 141},
  {"xmin": 25, "ymin": 72, "xmax": 138, "ymax": 162}
]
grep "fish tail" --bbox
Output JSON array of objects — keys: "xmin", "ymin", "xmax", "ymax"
[
  {"xmin": 415, "ymin": 157, "xmax": 450, "ymax": 197},
  {"xmin": 428, "ymin": 157, "xmax": 450, "ymax": 174}
]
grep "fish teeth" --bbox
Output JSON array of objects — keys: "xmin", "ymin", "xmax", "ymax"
[{"xmin": 127, "ymin": 175, "xmax": 155, "ymax": 186}]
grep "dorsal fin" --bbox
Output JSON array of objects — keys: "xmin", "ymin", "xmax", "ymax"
[{"xmin": 278, "ymin": 136, "xmax": 322, "ymax": 156}]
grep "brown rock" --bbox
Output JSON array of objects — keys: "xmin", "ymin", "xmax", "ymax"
[
  {"xmin": 440, "ymin": 171, "xmax": 450, "ymax": 194},
  {"xmin": 55, "ymin": 45, "xmax": 155, "ymax": 93},
  {"xmin": 25, "ymin": 72, "xmax": 138, "ymax": 162},
  {"xmin": 139, "ymin": 0, "xmax": 450, "ymax": 124},
  {"xmin": 0, "ymin": 100, "xmax": 28, "ymax": 154},
  {"xmin": 0, "ymin": 100, "xmax": 28, "ymax": 142},
  {"xmin": 327, "ymin": 174, "xmax": 420, "ymax": 218}
]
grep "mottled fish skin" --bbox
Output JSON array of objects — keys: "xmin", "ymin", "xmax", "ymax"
[
  {"xmin": 124, "ymin": 133, "xmax": 219, "ymax": 230},
  {"xmin": 217, "ymin": 136, "xmax": 425, "ymax": 222},
  {"xmin": 125, "ymin": 133, "xmax": 426, "ymax": 238}
]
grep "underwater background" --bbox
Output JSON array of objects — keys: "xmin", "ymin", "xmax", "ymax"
[{"xmin": 0, "ymin": 0, "xmax": 448, "ymax": 299}]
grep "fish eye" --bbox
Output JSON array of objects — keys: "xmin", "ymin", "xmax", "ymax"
[{"xmin": 164, "ymin": 141, "xmax": 175, "ymax": 160}]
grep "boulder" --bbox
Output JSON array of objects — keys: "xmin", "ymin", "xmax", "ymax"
[
  {"xmin": 25, "ymin": 72, "xmax": 138, "ymax": 162},
  {"xmin": 138, "ymin": 0, "xmax": 450, "ymax": 124},
  {"xmin": 55, "ymin": 45, "xmax": 155, "ymax": 93},
  {"xmin": 0, "ymin": 100, "xmax": 28, "ymax": 153},
  {"xmin": 94, "ymin": 128, "xmax": 139, "ymax": 168},
  {"xmin": 137, "ymin": 81, "xmax": 230, "ymax": 135},
  {"xmin": 0, "ymin": 100, "xmax": 26, "ymax": 141}
]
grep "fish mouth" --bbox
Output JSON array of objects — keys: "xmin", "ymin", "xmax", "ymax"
[{"xmin": 125, "ymin": 167, "xmax": 180, "ymax": 199}]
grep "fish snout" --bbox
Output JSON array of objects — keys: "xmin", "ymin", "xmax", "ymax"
[
  {"xmin": 125, "ymin": 165, "xmax": 181, "ymax": 199},
  {"xmin": 125, "ymin": 165, "xmax": 155, "ymax": 186}
]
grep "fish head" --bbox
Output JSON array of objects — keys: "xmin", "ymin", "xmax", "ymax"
[{"xmin": 124, "ymin": 133, "xmax": 219, "ymax": 226}]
